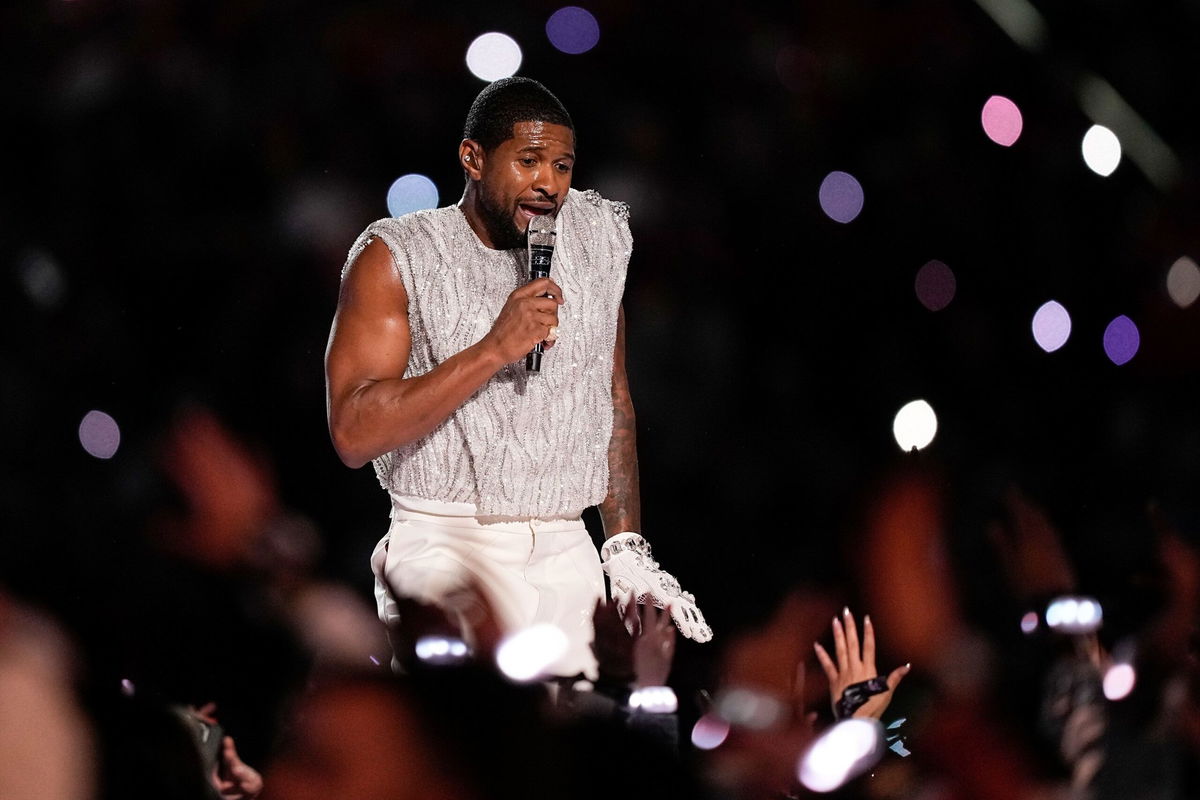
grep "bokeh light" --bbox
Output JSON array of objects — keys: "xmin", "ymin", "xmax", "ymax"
[
  {"xmin": 1103, "ymin": 663, "xmax": 1136, "ymax": 701},
  {"xmin": 798, "ymin": 718, "xmax": 884, "ymax": 793},
  {"xmin": 546, "ymin": 7, "xmax": 600, "ymax": 54},
  {"xmin": 914, "ymin": 260, "xmax": 956, "ymax": 311},
  {"xmin": 386, "ymin": 174, "xmax": 440, "ymax": 217},
  {"xmin": 1103, "ymin": 315, "xmax": 1139, "ymax": 365},
  {"xmin": 1081, "ymin": 124, "xmax": 1121, "ymax": 176},
  {"xmin": 79, "ymin": 409, "xmax": 120, "ymax": 460},
  {"xmin": 1044, "ymin": 596, "xmax": 1103, "ymax": 634},
  {"xmin": 415, "ymin": 635, "xmax": 470, "ymax": 665},
  {"xmin": 980, "ymin": 95, "xmax": 1023, "ymax": 146},
  {"xmin": 1020, "ymin": 611, "xmax": 1039, "ymax": 635},
  {"xmin": 691, "ymin": 713, "xmax": 731, "ymax": 750},
  {"xmin": 892, "ymin": 399, "xmax": 937, "ymax": 452},
  {"xmin": 17, "ymin": 247, "xmax": 67, "ymax": 309},
  {"xmin": 1166, "ymin": 256, "xmax": 1200, "ymax": 308},
  {"xmin": 1031, "ymin": 300, "xmax": 1071, "ymax": 352},
  {"xmin": 818, "ymin": 171, "xmax": 864, "ymax": 223},
  {"xmin": 714, "ymin": 687, "xmax": 784, "ymax": 730},
  {"xmin": 465, "ymin": 32, "xmax": 523, "ymax": 81},
  {"xmin": 120, "ymin": 678, "xmax": 136, "ymax": 697},
  {"xmin": 494, "ymin": 623, "xmax": 568, "ymax": 682},
  {"xmin": 629, "ymin": 686, "xmax": 678, "ymax": 714}
]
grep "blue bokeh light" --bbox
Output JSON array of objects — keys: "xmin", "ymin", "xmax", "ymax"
[
  {"xmin": 387, "ymin": 174, "xmax": 440, "ymax": 217},
  {"xmin": 546, "ymin": 7, "xmax": 600, "ymax": 54},
  {"xmin": 1103, "ymin": 315, "xmax": 1139, "ymax": 365}
]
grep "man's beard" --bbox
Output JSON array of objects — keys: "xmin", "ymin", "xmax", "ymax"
[{"xmin": 477, "ymin": 188, "xmax": 526, "ymax": 250}]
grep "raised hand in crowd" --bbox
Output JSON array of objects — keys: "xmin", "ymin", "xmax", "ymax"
[
  {"xmin": 704, "ymin": 590, "xmax": 829, "ymax": 799},
  {"xmin": 187, "ymin": 703, "xmax": 263, "ymax": 800},
  {"xmin": 215, "ymin": 736, "xmax": 264, "ymax": 800},
  {"xmin": 988, "ymin": 484, "xmax": 1077, "ymax": 603},
  {"xmin": 386, "ymin": 583, "xmax": 503, "ymax": 672},
  {"xmin": 590, "ymin": 599, "xmax": 677, "ymax": 692},
  {"xmin": 814, "ymin": 607, "xmax": 910, "ymax": 720},
  {"xmin": 159, "ymin": 406, "xmax": 280, "ymax": 569},
  {"xmin": 631, "ymin": 603, "xmax": 676, "ymax": 688}
]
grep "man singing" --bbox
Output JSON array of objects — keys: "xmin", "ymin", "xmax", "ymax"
[{"xmin": 324, "ymin": 77, "xmax": 710, "ymax": 680}]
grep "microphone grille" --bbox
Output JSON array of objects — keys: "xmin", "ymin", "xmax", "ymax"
[{"xmin": 528, "ymin": 214, "xmax": 556, "ymax": 235}]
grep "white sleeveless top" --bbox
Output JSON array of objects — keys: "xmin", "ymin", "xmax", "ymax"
[{"xmin": 342, "ymin": 188, "xmax": 632, "ymax": 519}]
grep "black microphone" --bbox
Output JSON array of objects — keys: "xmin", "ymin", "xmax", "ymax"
[{"xmin": 525, "ymin": 213, "xmax": 557, "ymax": 372}]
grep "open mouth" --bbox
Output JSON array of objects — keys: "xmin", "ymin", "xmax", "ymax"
[{"xmin": 518, "ymin": 203, "xmax": 554, "ymax": 218}]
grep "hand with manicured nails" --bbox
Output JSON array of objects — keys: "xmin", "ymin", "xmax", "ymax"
[{"xmin": 814, "ymin": 607, "xmax": 910, "ymax": 720}]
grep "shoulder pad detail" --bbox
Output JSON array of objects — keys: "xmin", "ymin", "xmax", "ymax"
[{"xmin": 578, "ymin": 188, "xmax": 630, "ymax": 222}]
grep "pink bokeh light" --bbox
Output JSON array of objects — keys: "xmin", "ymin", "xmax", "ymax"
[
  {"xmin": 981, "ymin": 95, "xmax": 1023, "ymax": 147},
  {"xmin": 914, "ymin": 260, "xmax": 956, "ymax": 311}
]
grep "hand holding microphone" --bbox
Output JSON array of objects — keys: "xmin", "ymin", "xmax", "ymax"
[
  {"xmin": 482, "ymin": 278, "xmax": 563, "ymax": 365},
  {"xmin": 480, "ymin": 215, "xmax": 561, "ymax": 368},
  {"xmin": 525, "ymin": 213, "xmax": 557, "ymax": 372}
]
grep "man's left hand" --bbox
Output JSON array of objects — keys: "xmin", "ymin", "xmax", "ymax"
[{"xmin": 600, "ymin": 532, "xmax": 712, "ymax": 642}]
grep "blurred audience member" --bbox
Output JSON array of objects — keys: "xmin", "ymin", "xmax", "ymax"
[
  {"xmin": 0, "ymin": 594, "xmax": 96, "ymax": 800},
  {"xmin": 262, "ymin": 673, "xmax": 476, "ymax": 800}
]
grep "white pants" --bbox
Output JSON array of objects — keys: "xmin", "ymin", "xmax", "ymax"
[{"xmin": 370, "ymin": 495, "xmax": 605, "ymax": 679}]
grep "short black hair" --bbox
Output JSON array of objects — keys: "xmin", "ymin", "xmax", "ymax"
[{"xmin": 463, "ymin": 77, "xmax": 574, "ymax": 152}]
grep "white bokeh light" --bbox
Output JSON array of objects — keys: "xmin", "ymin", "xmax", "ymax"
[
  {"xmin": 1081, "ymin": 124, "xmax": 1122, "ymax": 176},
  {"xmin": 414, "ymin": 635, "xmax": 470, "ymax": 665},
  {"xmin": 1032, "ymin": 300, "xmax": 1072, "ymax": 352},
  {"xmin": 691, "ymin": 713, "xmax": 731, "ymax": 751},
  {"xmin": 465, "ymin": 32, "xmax": 523, "ymax": 81},
  {"xmin": 798, "ymin": 718, "xmax": 884, "ymax": 793},
  {"xmin": 17, "ymin": 248, "xmax": 67, "ymax": 309},
  {"xmin": 1044, "ymin": 596, "xmax": 1103, "ymax": 634},
  {"xmin": 892, "ymin": 400, "xmax": 937, "ymax": 452},
  {"xmin": 494, "ymin": 623, "xmax": 567, "ymax": 682},
  {"xmin": 629, "ymin": 686, "xmax": 678, "ymax": 714},
  {"xmin": 714, "ymin": 688, "xmax": 785, "ymax": 730},
  {"xmin": 1166, "ymin": 256, "xmax": 1200, "ymax": 308},
  {"xmin": 1103, "ymin": 663, "xmax": 1136, "ymax": 701}
]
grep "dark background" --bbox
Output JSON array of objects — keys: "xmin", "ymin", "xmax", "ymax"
[{"xmin": 3, "ymin": 0, "xmax": 1199, "ymax": 692}]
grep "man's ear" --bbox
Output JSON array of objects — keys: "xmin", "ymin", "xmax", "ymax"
[{"xmin": 459, "ymin": 139, "xmax": 484, "ymax": 180}]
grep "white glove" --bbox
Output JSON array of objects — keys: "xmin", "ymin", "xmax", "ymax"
[{"xmin": 600, "ymin": 532, "xmax": 713, "ymax": 642}]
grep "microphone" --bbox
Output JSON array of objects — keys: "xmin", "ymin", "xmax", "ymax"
[{"xmin": 525, "ymin": 213, "xmax": 557, "ymax": 372}]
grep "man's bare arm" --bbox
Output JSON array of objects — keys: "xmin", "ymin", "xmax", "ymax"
[
  {"xmin": 599, "ymin": 305, "xmax": 641, "ymax": 536},
  {"xmin": 324, "ymin": 238, "xmax": 562, "ymax": 468}
]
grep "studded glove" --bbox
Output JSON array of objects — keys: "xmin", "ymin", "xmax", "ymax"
[{"xmin": 600, "ymin": 532, "xmax": 713, "ymax": 642}]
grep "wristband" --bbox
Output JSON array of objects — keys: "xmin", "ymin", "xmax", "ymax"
[{"xmin": 834, "ymin": 676, "xmax": 890, "ymax": 720}]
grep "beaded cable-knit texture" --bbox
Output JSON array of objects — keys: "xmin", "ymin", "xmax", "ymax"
[{"xmin": 340, "ymin": 187, "xmax": 631, "ymax": 518}]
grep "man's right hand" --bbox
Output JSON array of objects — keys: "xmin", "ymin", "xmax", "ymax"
[{"xmin": 481, "ymin": 278, "xmax": 564, "ymax": 364}]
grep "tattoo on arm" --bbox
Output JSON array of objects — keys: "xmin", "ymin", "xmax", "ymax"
[{"xmin": 600, "ymin": 306, "xmax": 641, "ymax": 537}]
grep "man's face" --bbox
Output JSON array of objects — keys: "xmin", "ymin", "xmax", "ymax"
[{"xmin": 475, "ymin": 121, "xmax": 575, "ymax": 249}]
